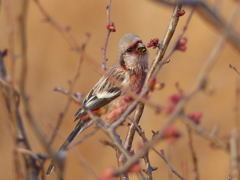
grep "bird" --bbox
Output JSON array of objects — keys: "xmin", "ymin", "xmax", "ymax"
[{"xmin": 46, "ymin": 33, "xmax": 148, "ymax": 175}]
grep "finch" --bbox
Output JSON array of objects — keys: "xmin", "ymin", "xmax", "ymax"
[{"xmin": 46, "ymin": 33, "xmax": 148, "ymax": 174}]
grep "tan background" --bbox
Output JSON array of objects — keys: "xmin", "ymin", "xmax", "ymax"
[{"xmin": 0, "ymin": 0, "xmax": 240, "ymax": 179}]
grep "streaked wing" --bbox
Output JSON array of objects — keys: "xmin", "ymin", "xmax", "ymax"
[{"xmin": 74, "ymin": 65, "xmax": 124, "ymax": 120}]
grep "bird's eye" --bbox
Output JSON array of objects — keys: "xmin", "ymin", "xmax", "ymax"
[{"xmin": 126, "ymin": 48, "xmax": 132, "ymax": 52}]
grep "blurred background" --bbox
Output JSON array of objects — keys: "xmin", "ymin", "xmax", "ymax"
[{"xmin": 0, "ymin": 0, "xmax": 240, "ymax": 179}]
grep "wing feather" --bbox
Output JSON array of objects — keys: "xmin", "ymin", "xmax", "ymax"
[{"xmin": 74, "ymin": 64, "xmax": 125, "ymax": 121}]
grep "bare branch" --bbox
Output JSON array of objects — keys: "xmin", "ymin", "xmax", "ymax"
[
  {"xmin": 181, "ymin": 115, "xmax": 229, "ymax": 151},
  {"xmin": 152, "ymin": 0, "xmax": 240, "ymax": 51},
  {"xmin": 48, "ymin": 34, "xmax": 90, "ymax": 146},
  {"xmin": 102, "ymin": 0, "xmax": 114, "ymax": 70},
  {"xmin": 187, "ymin": 128, "xmax": 199, "ymax": 180},
  {"xmin": 230, "ymin": 130, "xmax": 239, "ymax": 180},
  {"xmin": 230, "ymin": 64, "xmax": 240, "ymax": 75},
  {"xmin": 130, "ymin": 118, "xmax": 185, "ymax": 180}
]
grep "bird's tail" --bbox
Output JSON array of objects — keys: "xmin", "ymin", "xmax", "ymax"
[{"xmin": 46, "ymin": 120, "xmax": 90, "ymax": 175}]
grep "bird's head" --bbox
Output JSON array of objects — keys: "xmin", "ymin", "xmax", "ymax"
[{"xmin": 118, "ymin": 33, "xmax": 148, "ymax": 70}]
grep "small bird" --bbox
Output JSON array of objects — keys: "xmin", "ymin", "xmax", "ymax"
[{"xmin": 46, "ymin": 33, "xmax": 148, "ymax": 175}]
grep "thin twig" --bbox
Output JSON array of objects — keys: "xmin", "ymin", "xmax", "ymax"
[
  {"xmin": 187, "ymin": 128, "xmax": 199, "ymax": 180},
  {"xmin": 53, "ymin": 87, "xmax": 82, "ymax": 103},
  {"xmin": 152, "ymin": 0, "xmax": 240, "ymax": 51},
  {"xmin": 153, "ymin": 149, "xmax": 186, "ymax": 180},
  {"xmin": 18, "ymin": 0, "xmax": 61, "ymax": 179},
  {"xmin": 163, "ymin": 6, "xmax": 195, "ymax": 61},
  {"xmin": 71, "ymin": 147, "xmax": 99, "ymax": 179},
  {"xmin": 167, "ymin": 145, "xmax": 173, "ymax": 180},
  {"xmin": 181, "ymin": 115, "xmax": 229, "ymax": 151},
  {"xmin": 235, "ymin": 78, "xmax": 240, "ymax": 129},
  {"xmin": 48, "ymin": 34, "xmax": 90, "ymax": 146},
  {"xmin": 230, "ymin": 130, "xmax": 239, "ymax": 180},
  {"xmin": 137, "ymin": 172, "xmax": 147, "ymax": 180},
  {"xmin": 2, "ymin": 1, "xmax": 24, "ymax": 178},
  {"xmin": 34, "ymin": 0, "xmax": 103, "ymax": 74},
  {"xmin": 102, "ymin": 0, "xmax": 113, "ymax": 70},
  {"xmin": 129, "ymin": 117, "xmax": 185, "ymax": 180},
  {"xmin": 230, "ymin": 64, "xmax": 240, "ymax": 75}
]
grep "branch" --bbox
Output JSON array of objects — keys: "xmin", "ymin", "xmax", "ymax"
[
  {"xmin": 152, "ymin": 0, "xmax": 240, "ymax": 51},
  {"xmin": 229, "ymin": 64, "xmax": 240, "ymax": 75},
  {"xmin": 123, "ymin": 4, "xmax": 193, "ymax": 154},
  {"xmin": 0, "ymin": 52, "xmax": 40, "ymax": 179},
  {"xmin": 114, "ymin": 2, "xmax": 239, "ymax": 173},
  {"xmin": 48, "ymin": 34, "xmax": 90, "ymax": 146},
  {"xmin": 130, "ymin": 118, "xmax": 185, "ymax": 180},
  {"xmin": 187, "ymin": 128, "xmax": 199, "ymax": 180},
  {"xmin": 122, "ymin": 3, "xmax": 184, "ymax": 172},
  {"xmin": 102, "ymin": 0, "xmax": 114, "ymax": 70},
  {"xmin": 230, "ymin": 130, "xmax": 239, "ymax": 180},
  {"xmin": 181, "ymin": 115, "xmax": 229, "ymax": 151}
]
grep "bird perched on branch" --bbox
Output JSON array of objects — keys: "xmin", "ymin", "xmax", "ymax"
[{"xmin": 46, "ymin": 33, "xmax": 148, "ymax": 175}]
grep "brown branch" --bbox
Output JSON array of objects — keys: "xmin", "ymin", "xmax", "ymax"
[
  {"xmin": 230, "ymin": 64, "xmax": 240, "ymax": 75},
  {"xmin": 187, "ymin": 128, "xmax": 199, "ymax": 180},
  {"xmin": 235, "ymin": 78, "xmax": 240, "ymax": 129},
  {"xmin": 230, "ymin": 130, "xmax": 239, "ymax": 180},
  {"xmin": 53, "ymin": 87, "xmax": 82, "ymax": 103},
  {"xmin": 163, "ymin": 6, "xmax": 195, "ymax": 61},
  {"xmin": 130, "ymin": 118, "xmax": 185, "ymax": 180},
  {"xmin": 102, "ymin": 0, "xmax": 113, "ymax": 70},
  {"xmin": 153, "ymin": 149, "xmax": 186, "ymax": 180},
  {"xmin": 137, "ymin": 172, "xmax": 147, "ymax": 180}
]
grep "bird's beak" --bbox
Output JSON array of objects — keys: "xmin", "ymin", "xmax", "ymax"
[{"xmin": 137, "ymin": 43, "xmax": 147, "ymax": 55}]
